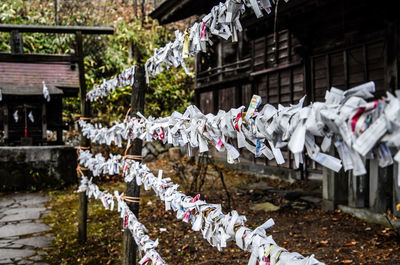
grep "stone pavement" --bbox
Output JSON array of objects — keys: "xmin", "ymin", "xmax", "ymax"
[{"xmin": 0, "ymin": 193, "xmax": 53, "ymax": 264}]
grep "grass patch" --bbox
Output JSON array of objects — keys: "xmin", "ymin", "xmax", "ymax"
[{"xmin": 42, "ymin": 181, "xmax": 125, "ymax": 265}]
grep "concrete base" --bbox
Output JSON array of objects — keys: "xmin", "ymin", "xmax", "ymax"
[
  {"xmin": 0, "ymin": 146, "xmax": 77, "ymax": 191},
  {"xmin": 338, "ymin": 204, "xmax": 400, "ymax": 228}
]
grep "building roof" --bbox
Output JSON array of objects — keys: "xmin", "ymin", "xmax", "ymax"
[
  {"xmin": 150, "ymin": 0, "xmax": 321, "ymax": 26},
  {"xmin": 0, "ymin": 24, "xmax": 114, "ymax": 34},
  {"xmin": 150, "ymin": 0, "xmax": 220, "ymax": 24},
  {"xmin": 0, "ymin": 62, "xmax": 79, "ymax": 96}
]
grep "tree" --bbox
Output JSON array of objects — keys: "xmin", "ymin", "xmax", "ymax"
[{"xmin": 0, "ymin": 0, "xmax": 194, "ymax": 123}]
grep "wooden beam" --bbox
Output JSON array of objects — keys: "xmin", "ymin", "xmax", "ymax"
[
  {"xmin": 0, "ymin": 24, "xmax": 114, "ymax": 35},
  {"xmin": 0, "ymin": 53, "xmax": 79, "ymax": 63},
  {"xmin": 195, "ymin": 73, "xmax": 249, "ymax": 92},
  {"xmin": 250, "ymin": 61, "xmax": 302, "ymax": 77}
]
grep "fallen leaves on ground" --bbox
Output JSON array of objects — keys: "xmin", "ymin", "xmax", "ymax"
[{"xmin": 41, "ymin": 157, "xmax": 400, "ymax": 264}]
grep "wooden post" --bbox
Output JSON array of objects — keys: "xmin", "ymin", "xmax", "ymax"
[
  {"xmin": 384, "ymin": 21, "xmax": 399, "ymax": 94},
  {"xmin": 393, "ymin": 162, "xmax": 400, "ymax": 217},
  {"xmin": 370, "ymin": 160, "xmax": 393, "ymax": 212},
  {"xmin": 10, "ymin": 30, "xmax": 23, "ymax": 54},
  {"xmin": 348, "ymin": 171, "xmax": 367, "ymax": 208},
  {"xmin": 41, "ymin": 103, "xmax": 47, "ymax": 145},
  {"xmin": 217, "ymin": 41, "xmax": 223, "ymax": 82},
  {"xmin": 322, "ymin": 146, "xmax": 348, "ymax": 210},
  {"xmin": 76, "ymin": 30, "xmax": 90, "ymax": 243},
  {"xmin": 122, "ymin": 66, "xmax": 146, "ymax": 265},
  {"xmin": 3, "ymin": 106, "xmax": 8, "ymax": 145}
]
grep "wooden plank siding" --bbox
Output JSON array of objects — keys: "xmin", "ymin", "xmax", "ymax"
[
  {"xmin": 195, "ymin": 0, "xmax": 398, "ymax": 178},
  {"xmin": 310, "ymin": 41, "xmax": 385, "ymax": 101}
]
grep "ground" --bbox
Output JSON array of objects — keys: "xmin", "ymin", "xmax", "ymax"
[
  {"xmin": 11, "ymin": 157, "xmax": 400, "ymax": 264},
  {"xmin": 0, "ymin": 193, "xmax": 53, "ymax": 264}
]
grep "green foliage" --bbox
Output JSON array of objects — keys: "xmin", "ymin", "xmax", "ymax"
[
  {"xmin": 147, "ymin": 67, "xmax": 194, "ymax": 117},
  {"xmin": 0, "ymin": 0, "xmax": 194, "ymax": 123}
]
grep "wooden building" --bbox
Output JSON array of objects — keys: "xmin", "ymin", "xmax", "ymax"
[
  {"xmin": 151, "ymin": 0, "xmax": 400, "ymax": 219},
  {"xmin": 0, "ymin": 24, "xmax": 113, "ymax": 146},
  {"xmin": 0, "ymin": 61, "xmax": 79, "ymax": 145},
  {"xmin": 0, "ymin": 24, "xmax": 113, "ymax": 191}
]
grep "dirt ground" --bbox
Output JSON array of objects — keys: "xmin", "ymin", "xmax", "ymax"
[
  {"xmin": 140, "ymin": 157, "xmax": 400, "ymax": 265},
  {"xmin": 41, "ymin": 156, "xmax": 400, "ymax": 265}
]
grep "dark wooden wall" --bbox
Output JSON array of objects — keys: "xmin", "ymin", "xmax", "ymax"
[
  {"xmin": 195, "ymin": 0, "xmax": 399, "ymax": 176},
  {"xmin": 0, "ymin": 96, "xmax": 64, "ymax": 146}
]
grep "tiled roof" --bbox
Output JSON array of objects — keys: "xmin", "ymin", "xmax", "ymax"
[{"xmin": 0, "ymin": 62, "xmax": 79, "ymax": 95}]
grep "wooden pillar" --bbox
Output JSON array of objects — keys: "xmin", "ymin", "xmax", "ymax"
[
  {"xmin": 393, "ymin": 162, "xmax": 400, "ymax": 216},
  {"xmin": 301, "ymin": 46, "xmax": 314, "ymax": 105},
  {"xmin": 217, "ymin": 41, "xmax": 223, "ymax": 82},
  {"xmin": 264, "ymin": 35, "xmax": 268, "ymax": 68},
  {"xmin": 194, "ymin": 91, "xmax": 200, "ymax": 108},
  {"xmin": 122, "ymin": 66, "xmax": 146, "ymax": 265},
  {"xmin": 348, "ymin": 171, "xmax": 367, "ymax": 208},
  {"xmin": 310, "ymin": 57, "xmax": 315, "ymax": 102},
  {"xmin": 213, "ymin": 89, "xmax": 219, "ymax": 115},
  {"xmin": 273, "ymin": 30, "xmax": 279, "ymax": 67},
  {"xmin": 10, "ymin": 30, "xmax": 23, "ymax": 54},
  {"xmin": 287, "ymin": 30, "xmax": 292, "ymax": 64},
  {"xmin": 41, "ymin": 103, "xmax": 47, "ymax": 145},
  {"xmin": 251, "ymin": 39, "xmax": 255, "ymax": 72},
  {"xmin": 343, "ymin": 49, "xmax": 349, "ymax": 90},
  {"xmin": 387, "ymin": 20, "xmax": 399, "ymax": 216},
  {"xmin": 238, "ymin": 31, "xmax": 243, "ymax": 64},
  {"xmin": 76, "ymin": 30, "xmax": 90, "ymax": 243},
  {"xmin": 384, "ymin": 20, "xmax": 399, "ymax": 93},
  {"xmin": 236, "ymin": 83, "xmax": 242, "ymax": 107},
  {"xmin": 194, "ymin": 53, "xmax": 200, "ymax": 108},
  {"xmin": 370, "ymin": 160, "xmax": 393, "ymax": 212},
  {"xmin": 3, "ymin": 106, "xmax": 8, "ymax": 145},
  {"xmin": 325, "ymin": 54, "xmax": 331, "ymax": 89},
  {"xmin": 322, "ymin": 168, "xmax": 349, "ymax": 210},
  {"xmin": 322, "ymin": 147, "xmax": 348, "ymax": 210},
  {"xmin": 362, "ymin": 44, "xmax": 369, "ymax": 82},
  {"xmin": 194, "ymin": 53, "xmax": 200, "ymax": 88},
  {"xmin": 56, "ymin": 128, "xmax": 63, "ymax": 144}
]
